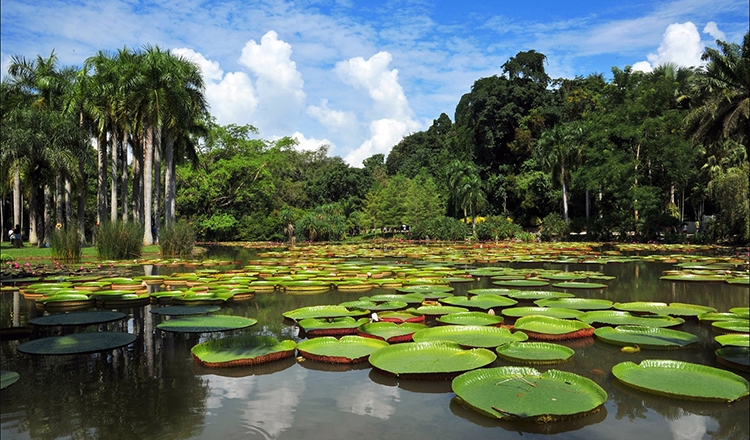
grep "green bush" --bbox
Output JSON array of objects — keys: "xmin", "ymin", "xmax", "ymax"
[
  {"xmin": 159, "ymin": 221, "xmax": 196, "ymax": 256},
  {"xmin": 475, "ymin": 216, "xmax": 522, "ymax": 241},
  {"xmin": 411, "ymin": 216, "xmax": 469, "ymax": 240},
  {"xmin": 540, "ymin": 213, "xmax": 567, "ymax": 241},
  {"xmin": 50, "ymin": 225, "xmax": 82, "ymax": 263},
  {"xmin": 95, "ymin": 221, "xmax": 143, "ymax": 260},
  {"xmin": 514, "ymin": 231, "xmax": 537, "ymax": 242}
]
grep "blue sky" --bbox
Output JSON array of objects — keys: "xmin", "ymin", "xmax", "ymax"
[{"xmin": 2, "ymin": 0, "xmax": 747, "ymax": 165}]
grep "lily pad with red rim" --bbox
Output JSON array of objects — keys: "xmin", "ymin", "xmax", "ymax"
[
  {"xmin": 357, "ymin": 322, "xmax": 426, "ymax": 343},
  {"xmin": 613, "ymin": 302, "xmax": 716, "ymax": 318},
  {"xmin": 377, "ymin": 311, "xmax": 425, "ymax": 323},
  {"xmin": 534, "ymin": 297, "xmax": 613, "ymax": 311},
  {"xmin": 436, "ymin": 312, "xmax": 505, "ymax": 327},
  {"xmin": 439, "ymin": 294, "xmax": 517, "ymax": 310},
  {"xmin": 296, "ymin": 335, "xmax": 388, "ymax": 363},
  {"xmin": 157, "ymin": 315, "xmax": 257, "ymax": 333},
  {"xmin": 513, "ymin": 316, "xmax": 594, "ymax": 340},
  {"xmin": 495, "ymin": 341, "xmax": 574, "ymax": 364},
  {"xmin": 578, "ymin": 311, "xmax": 684, "ymax": 328},
  {"xmin": 412, "ymin": 325, "xmax": 527, "ymax": 348},
  {"xmin": 282, "ymin": 305, "xmax": 369, "ymax": 321},
  {"xmin": 298, "ymin": 317, "xmax": 370, "ymax": 336},
  {"xmin": 369, "ymin": 341, "xmax": 496, "ymax": 379},
  {"xmin": 191, "ymin": 335, "xmax": 296, "ymax": 367},
  {"xmin": 594, "ymin": 325, "xmax": 699, "ymax": 349},
  {"xmin": 502, "ymin": 307, "xmax": 584, "ymax": 320},
  {"xmin": 551, "ymin": 282, "xmax": 608, "ymax": 289}
]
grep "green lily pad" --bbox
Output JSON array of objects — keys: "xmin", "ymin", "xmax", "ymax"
[
  {"xmin": 30, "ymin": 311, "xmax": 126, "ymax": 326},
  {"xmin": 551, "ymin": 282, "xmax": 608, "ymax": 289},
  {"xmin": 715, "ymin": 334, "xmax": 750, "ymax": 347},
  {"xmin": 452, "ymin": 367, "xmax": 607, "ymax": 421},
  {"xmin": 579, "ymin": 311, "xmax": 684, "ymax": 328},
  {"xmin": 18, "ymin": 332, "xmax": 136, "ymax": 355},
  {"xmin": 282, "ymin": 305, "xmax": 368, "ymax": 321},
  {"xmin": 191, "ymin": 335, "xmax": 296, "ymax": 367},
  {"xmin": 157, "ymin": 315, "xmax": 257, "ymax": 333},
  {"xmin": 357, "ymin": 322, "xmax": 427, "ymax": 343},
  {"xmin": 660, "ymin": 274, "xmax": 728, "ymax": 282},
  {"xmin": 496, "ymin": 342, "xmax": 575, "ymax": 364},
  {"xmin": 436, "ymin": 312, "xmax": 505, "ymax": 327},
  {"xmin": 411, "ymin": 305, "xmax": 469, "ymax": 316},
  {"xmin": 514, "ymin": 316, "xmax": 594, "ymax": 340},
  {"xmin": 533, "ymin": 298, "xmax": 613, "ymax": 311},
  {"xmin": 363, "ymin": 294, "xmax": 424, "ymax": 305},
  {"xmin": 171, "ymin": 291, "xmax": 234, "ymax": 305},
  {"xmin": 493, "ymin": 279, "xmax": 550, "ymax": 288},
  {"xmin": 730, "ymin": 307, "xmax": 749, "ymax": 319},
  {"xmin": 715, "ymin": 347, "xmax": 750, "ymax": 372},
  {"xmin": 712, "ymin": 320, "xmax": 750, "ymax": 334},
  {"xmin": 298, "ymin": 317, "xmax": 371, "ymax": 336},
  {"xmin": 1, "ymin": 371, "xmax": 21, "ymax": 390},
  {"xmin": 439, "ymin": 294, "xmax": 517, "ymax": 310},
  {"xmin": 594, "ymin": 325, "xmax": 699, "ymax": 349},
  {"xmin": 467, "ymin": 288, "xmax": 519, "ymax": 296},
  {"xmin": 397, "ymin": 285, "xmax": 454, "ymax": 294},
  {"xmin": 614, "ymin": 302, "xmax": 717, "ymax": 317},
  {"xmin": 377, "ymin": 311, "xmax": 425, "ymax": 323},
  {"xmin": 504, "ymin": 290, "xmax": 575, "ymax": 301},
  {"xmin": 541, "ymin": 273, "xmax": 588, "ymax": 281},
  {"xmin": 296, "ymin": 335, "xmax": 388, "ymax": 363},
  {"xmin": 612, "ymin": 360, "xmax": 749, "ymax": 402},
  {"xmin": 502, "ymin": 307, "xmax": 584, "ymax": 320},
  {"xmin": 149, "ymin": 305, "xmax": 222, "ymax": 316},
  {"xmin": 369, "ymin": 341, "xmax": 496, "ymax": 379},
  {"xmin": 412, "ymin": 325, "xmax": 527, "ymax": 348},
  {"xmin": 697, "ymin": 312, "xmax": 746, "ymax": 323}
]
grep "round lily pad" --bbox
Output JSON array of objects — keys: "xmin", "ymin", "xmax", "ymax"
[
  {"xmin": 452, "ymin": 367, "xmax": 607, "ymax": 421},
  {"xmin": 298, "ymin": 317, "xmax": 371, "ymax": 336},
  {"xmin": 369, "ymin": 341, "xmax": 496, "ymax": 379},
  {"xmin": 697, "ymin": 312, "xmax": 745, "ymax": 323},
  {"xmin": 613, "ymin": 302, "xmax": 716, "ymax": 318},
  {"xmin": 363, "ymin": 294, "xmax": 424, "ymax": 305},
  {"xmin": 377, "ymin": 311, "xmax": 425, "ymax": 323},
  {"xmin": 18, "ymin": 332, "xmax": 136, "ymax": 355},
  {"xmin": 357, "ymin": 322, "xmax": 426, "ymax": 343},
  {"xmin": 436, "ymin": 312, "xmax": 505, "ymax": 327},
  {"xmin": 1, "ymin": 371, "xmax": 20, "ymax": 390},
  {"xmin": 411, "ymin": 305, "xmax": 469, "ymax": 316},
  {"xmin": 191, "ymin": 335, "xmax": 296, "ymax": 367},
  {"xmin": 542, "ymin": 273, "xmax": 588, "ymax": 281},
  {"xmin": 594, "ymin": 325, "xmax": 699, "ymax": 349},
  {"xmin": 514, "ymin": 316, "xmax": 594, "ymax": 340},
  {"xmin": 493, "ymin": 279, "xmax": 549, "ymax": 288},
  {"xmin": 397, "ymin": 285, "xmax": 454, "ymax": 294},
  {"xmin": 496, "ymin": 342, "xmax": 574, "ymax": 364},
  {"xmin": 439, "ymin": 294, "xmax": 517, "ymax": 310},
  {"xmin": 296, "ymin": 335, "xmax": 388, "ymax": 363},
  {"xmin": 412, "ymin": 325, "xmax": 527, "ymax": 348},
  {"xmin": 715, "ymin": 347, "xmax": 750, "ymax": 372},
  {"xmin": 30, "ymin": 311, "xmax": 126, "ymax": 326},
  {"xmin": 502, "ymin": 307, "xmax": 584, "ymax": 320},
  {"xmin": 157, "ymin": 315, "xmax": 257, "ymax": 333},
  {"xmin": 715, "ymin": 334, "xmax": 750, "ymax": 347},
  {"xmin": 730, "ymin": 307, "xmax": 749, "ymax": 319},
  {"xmin": 282, "ymin": 305, "xmax": 368, "ymax": 321},
  {"xmin": 534, "ymin": 297, "xmax": 612, "ymax": 311},
  {"xmin": 612, "ymin": 360, "xmax": 749, "ymax": 402},
  {"xmin": 467, "ymin": 288, "xmax": 519, "ymax": 296},
  {"xmin": 712, "ymin": 320, "xmax": 750, "ymax": 334},
  {"xmin": 551, "ymin": 282, "xmax": 608, "ymax": 289},
  {"xmin": 149, "ymin": 305, "xmax": 222, "ymax": 316},
  {"xmin": 578, "ymin": 311, "xmax": 685, "ymax": 328},
  {"xmin": 504, "ymin": 290, "xmax": 575, "ymax": 301}
]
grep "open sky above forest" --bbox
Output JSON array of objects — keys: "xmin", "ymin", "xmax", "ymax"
[{"xmin": 2, "ymin": 0, "xmax": 747, "ymax": 166}]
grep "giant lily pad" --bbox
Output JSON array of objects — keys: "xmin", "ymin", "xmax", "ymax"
[
  {"xmin": 411, "ymin": 305, "xmax": 469, "ymax": 316},
  {"xmin": 149, "ymin": 305, "xmax": 222, "ymax": 316},
  {"xmin": 18, "ymin": 332, "xmax": 136, "ymax": 355},
  {"xmin": 282, "ymin": 305, "xmax": 368, "ymax": 321},
  {"xmin": 613, "ymin": 302, "xmax": 716, "ymax": 318},
  {"xmin": 369, "ymin": 341, "xmax": 496, "ymax": 379},
  {"xmin": 363, "ymin": 294, "xmax": 424, "ymax": 305},
  {"xmin": 191, "ymin": 335, "xmax": 296, "ymax": 367},
  {"xmin": 495, "ymin": 342, "xmax": 574, "ymax": 364},
  {"xmin": 298, "ymin": 317, "xmax": 370, "ymax": 336},
  {"xmin": 30, "ymin": 311, "xmax": 126, "ymax": 326},
  {"xmin": 715, "ymin": 347, "xmax": 750, "ymax": 372},
  {"xmin": 357, "ymin": 322, "xmax": 426, "ymax": 343},
  {"xmin": 397, "ymin": 285, "xmax": 454, "ymax": 294},
  {"xmin": 551, "ymin": 282, "xmax": 608, "ymax": 289},
  {"xmin": 412, "ymin": 325, "xmax": 527, "ymax": 348},
  {"xmin": 514, "ymin": 316, "xmax": 594, "ymax": 340},
  {"xmin": 712, "ymin": 320, "xmax": 750, "ymax": 334},
  {"xmin": 439, "ymin": 294, "xmax": 517, "ymax": 310},
  {"xmin": 612, "ymin": 360, "xmax": 749, "ymax": 402},
  {"xmin": 504, "ymin": 290, "xmax": 575, "ymax": 301},
  {"xmin": 1, "ymin": 371, "xmax": 21, "ymax": 389},
  {"xmin": 157, "ymin": 315, "xmax": 257, "ymax": 333},
  {"xmin": 452, "ymin": 367, "xmax": 607, "ymax": 421},
  {"xmin": 436, "ymin": 312, "xmax": 505, "ymax": 327},
  {"xmin": 730, "ymin": 307, "xmax": 749, "ymax": 319},
  {"xmin": 493, "ymin": 279, "xmax": 549, "ymax": 288},
  {"xmin": 296, "ymin": 335, "xmax": 388, "ymax": 363},
  {"xmin": 715, "ymin": 334, "xmax": 750, "ymax": 347},
  {"xmin": 697, "ymin": 312, "xmax": 746, "ymax": 323},
  {"xmin": 534, "ymin": 297, "xmax": 613, "ymax": 310},
  {"xmin": 377, "ymin": 311, "xmax": 425, "ymax": 323},
  {"xmin": 502, "ymin": 307, "xmax": 583, "ymax": 320},
  {"xmin": 594, "ymin": 325, "xmax": 698, "ymax": 349},
  {"xmin": 578, "ymin": 311, "xmax": 684, "ymax": 328}
]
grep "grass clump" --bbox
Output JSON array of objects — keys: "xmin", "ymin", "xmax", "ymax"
[
  {"xmin": 50, "ymin": 225, "xmax": 82, "ymax": 262},
  {"xmin": 159, "ymin": 221, "xmax": 196, "ymax": 256},
  {"xmin": 95, "ymin": 221, "xmax": 143, "ymax": 260}
]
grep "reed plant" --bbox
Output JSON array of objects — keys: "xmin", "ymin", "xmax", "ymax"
[
  {"xmin": 159, "ymin": 220, "xmax": 195, "ymax": 256},
  {"xmin": 50, "ymin": 225, "xmax": 82, "ymax": 262},
  {"xmin": 95, "ymin": 221, "xmax": 143, "ymax": 260}
]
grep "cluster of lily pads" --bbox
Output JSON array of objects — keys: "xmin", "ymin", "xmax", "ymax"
[{"xmin": 2, "ymin": 244, "xmax": 748, "ymax": 424}]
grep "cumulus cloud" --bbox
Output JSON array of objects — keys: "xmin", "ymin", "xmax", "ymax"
[
  {"xmin": 345, "ymin": 118, "xmax": 420, "ymax": 167},
  {"xmin": 633, "ymin": 22, "xmax": 706, "ymax": 72},
  {"xmin": 173, "ymin": 47, "xmax": 224, "ymax": 81},
  {"xmin": 307, "ymin": 99, "xmax": 358, "ymax": 132},
  {"xmin": 291, "ymin": 131, "xmax": 335, "ymax": 152},
  {"xmin": 703, "ymin": 21, "xmax": 726, "ymax": 42}
]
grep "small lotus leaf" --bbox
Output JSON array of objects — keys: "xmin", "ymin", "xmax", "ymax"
[
  {"xmin": 534, "ymin": 297, "xmax": 612, "ymax": 310},
  {"xmin": 514, "ymin": 315, "xmax": 593, "ymax": 336},
  {"xmin": 715, "ymin": 347, "xmax": 750, "ymax": 372},
  {"xmin": 1, "ymin": 371, "xmax": 20, "ymax": 390},
  {"xmin": 712, "ymin": 320, "xmax": 750, "ymax": 334}
]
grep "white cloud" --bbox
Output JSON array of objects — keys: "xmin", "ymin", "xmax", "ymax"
[
  {"xmin": 345, "ymin": 118, "xmax": 420, "ymax": 167},
  {"xmin": 633, "ymin": 22, "xmax": 706, "ymax": 72},
  {"xmin": 632, "ymin": 61, "xmax": 654, "ymax": 73},
  {"xmin": 291, "ymin": 131, "xmax": 335, "ymax": 152},
  {"xmin": 205, "ymin": 72, "xmax": 259, "ymax": 126},
  {"xmin": 307, "ymin": 99, "xmax": 358, "ymax": 131},
  {"xmin": 173, "ymin": 47, "xmax": 224, "ymax": 82},
  {"xmin": 702, "ymin": 21, "xmax": 726, "ymax": 41}
]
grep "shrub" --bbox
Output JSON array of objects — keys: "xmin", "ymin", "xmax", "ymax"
[
  {"xmin": 475, "ymin": 216, "xmax": 522, "ymax": 241},
  {"xmin": 540, "ymin": 213, "xmax": 567, "ymax": 241},
  {"xmin": 50, "ymin": 225, "xmax": 82, "ymax": 263},
  {"xmin": 160, "ymin": 221, "xmax": 196, "ymax": 256},
  {"xmin": 514, "ymin": 231, "xmax": 536, "ymax": 242},
  {"xmin": 95, "ymin": 221, "xmax": 143, "ymax": 260}
]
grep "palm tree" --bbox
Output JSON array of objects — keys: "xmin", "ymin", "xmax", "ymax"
[
  {"xmin": 535, "ymin": 122, "xmax": 584, "ymax": 225},
  {"xmin": 446, "ymin": 160, "xmax": 486, "ymax": 233}
]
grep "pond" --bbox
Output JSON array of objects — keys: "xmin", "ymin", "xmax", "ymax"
[{"xmin": 1, "ymin": 246, "xmax": 748, "ymax": 440}]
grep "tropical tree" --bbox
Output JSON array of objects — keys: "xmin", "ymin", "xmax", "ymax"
[{"xmin": 535, "ymin": 122, "xmax": 584, "ymax": 224}]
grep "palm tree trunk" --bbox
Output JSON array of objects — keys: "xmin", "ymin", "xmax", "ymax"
[
  {"xmin": 55, "ymin": 174, "xmax": 64, "ymax": 227},
  {"xmin": 111, "ymin": 127, "xmax": 119, "ymax": 222},
  {"xmin": 43, "ymin": 185, "xmax": 52, "ymax": 246},
  {"xmin": 164, "ymin": 132, "xmax": 175, "ymax": 225},
  {"xmin": 561, "ymin": 163, "xmax": 569, "ymax": 225},
  {"xmin": 132, "ymin": 134, "xmax": 143, "ymax": 223},
  {"xmin": 29, "ymin": 187, "xmax": 39, "ymax": 245},
  {"xmin": 13, "ymin": 169, "xmax": 21, "ymax": 229},
  {"xmin": 77, "ymin": 162, "xmax": 87, "ymax": 245},
  {"xmin": 152, "ymin": 125, "xmax": 162, "ymax": 232},
  {"xmin": 143, "ymin": 124, "xmax": 154, "ymax": 245},
  {"xmin": 97, "ymin": 134, "xmax": 108, "ymax": 225},
  {"xmin": 121, "ymin": 128, "xmax": 129, "ymax": 222},
  {"xmin": 65, "ymin": 178, "xmax": 72, "ymax": 227}
]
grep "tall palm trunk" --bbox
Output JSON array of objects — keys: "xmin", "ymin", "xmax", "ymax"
[
  {"xmin": 65, "ymin": 178, "xmax": 72, "ymax": 226},
  {"xmin": 55, "ymin": 174, "xmax": 64, "ymax": 226},
  {"xmin": 164, "ymin": 132, "xmax": 175, "ymax": 225},
  {"xmin": 152, "ymin": 125, "xmax": 162, "ymax": 232},
  {"xmin": 97, "ymin": 134, "xmax": 108, "ymax": 224},
  {"xmin": 111, "ymin": 127, "xmax": 119, "ymax": 222},
  {"xmin": 13, "ymin": 169, "xmax": 21, "ymax": 230},
  {"xmin": 43, "ymin": 185, "xmax": 52, "ymax": 246},
  {"xmin": 77, "ymin": 161, "xmax": 87, "ymax": 245},
  {"xmin": 132, "ymin": 134, "xmax": 143, "ymax": 223},
  {"xmin": 121, "ymin": 128, "xmax": 129, "ymax": 222},
  {"xmin": 143, "ymin": 124, "xmax": 154, "ymax": 245},
  {"xmin": 29, "ymin": 187, "xmax": 39, "ymax": 245},
  {"xmin": 561, "ymin": 162, "xmax": 569, "ymax": 225}
]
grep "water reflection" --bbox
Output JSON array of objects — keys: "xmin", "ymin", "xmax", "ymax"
[{"xmin": 336, "ymin": 380, "xmax": 400, "ymax": 420}]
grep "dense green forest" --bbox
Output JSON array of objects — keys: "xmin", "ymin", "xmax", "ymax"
[{"xmin": 2, "ymin": 34, "xmax": 748, "ymax": 246}]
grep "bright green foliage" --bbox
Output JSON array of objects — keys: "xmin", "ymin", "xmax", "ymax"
[
  {"xmin": 159, "ymin": 220, "xmax": 195, "ymax": 256},
  {"xmin": 50, "ymin": 225, "xmax": 82, "ymax": 262},
  {"xmin": 475, "ymin": 215, "xmax": 522, "ymax": 240},
  {"xmin": 95, "ymin": 221, "xmax": 142, "ymax": 260}
]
